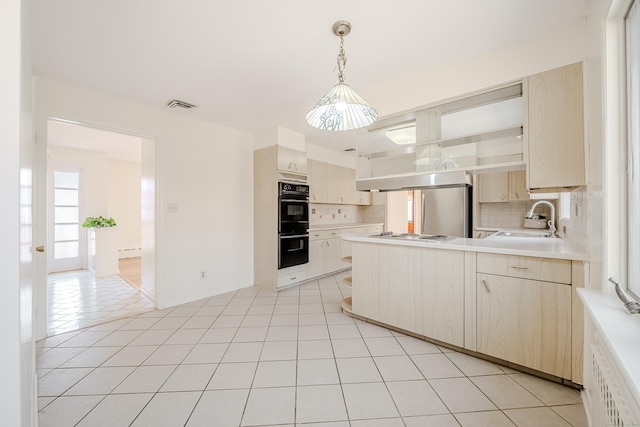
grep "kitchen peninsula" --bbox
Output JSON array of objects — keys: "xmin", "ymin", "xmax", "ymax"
[{"xmin": 342, "ymin": 233, "xmax": 588, "ymax": 385}]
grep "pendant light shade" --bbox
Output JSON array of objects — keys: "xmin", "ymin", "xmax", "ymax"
[
  {"xmin": 306, "ymin": 21, "xmax": 377, "ymax": 131},
  {"xmin": 305, "ymin": 83, "xmax": 377, "ymax": 131}
]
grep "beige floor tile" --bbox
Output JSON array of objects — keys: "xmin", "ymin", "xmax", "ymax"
[
  {"xmin": 504, "ymin": 407, "xmax": 572, "ymax": 426},
  {"xmin": 101, "ymin": 345, "xmax": 157, "ymax": 366},
  {"xmin": 64, "ymin": 366, "xmax": 135, "ymax": 395},
  {"xmin": 374, "ymin": 355, "xmax": 424, "ymax": 381},
  {"xmin": 454, "ymin": 410, "xmax": 516, "ymax": 427},
  {"xmin": 297, "ymin": 359, "xmax": 339, "ymax": 385},
  {"xmin": 76, "ymin": 393, "xmax": 153, "ymax": 427},
  {"xmin": 160, "ymin": 363, "xmax": 217, "ymax": 391},
  {"xmin": 253, "ymin": 360, "xmax": 297, "ymax": 388},
  {"xmin": 265, "ymin": 325, "xmax": 298, "ymax": 341},
  {"xmin": 130, "ymin": 391, "xmax": 201, "ymax": 427},
  {"xmin": 395, "ymin": 335, "xmax": 442, "ymax": 355},
  {"xmin": 241, "ymin": 387, "xmax": 296, "ymax": 426},
  {"xmin": 403, "ymin": 414, "xmax": 461, "ymax": 426},
  {"xmin": 430, "ymin": 377, "xmax": 497, "ymax": 413},
  {"xmin": 37, "ymin": 367, "xmax": 93, "ymax": 397},
  {"xmin": 411, "ymin": 353, "xmax": 465, "ymax": 379},
  {"xmin": 336, "ymin": 357, "xmax": 383, "ymax": 383},
  {"xmin": 510, "ymin": 373, "xmax": 583, "ymax": 405},
  {"xmin": 445, "ymin": 352, "xmax": 504, "ymax": 376},
  {"xmin": 342, "ymin": 382, "xmax": 400, "ymax": 420},
  {"xmin": 112, "ymin": 365, "xmax": 176, "ymax": 393},
  {"xmin": 296, "ymin": 384, "xmax": 348, "ymax": 424},
  {"xmin": 350, "ymin": 418, "xmax": 405, "ymax": 426},
  {"xmin": 182, "ymin": 343, "xmax": 228, "ymax": 364},
  {"xmin": 365, "ymin": 337, "xmax": 407, "ymax": 356},
  {"xmin": 186, "ymin": 389, "xmax": 250, "ymax": 426},
  {"xmin": 38, "ymin": 395, "xmax": 103, "ymax": 427},
  {"xmin": 332, "ymin": 338, "xmax": 370, "ymax": 358},
  {"xmin": 207, "ymin": 362, "xmax": 257, "ymax": 390},
  {"xmin": 386, "ymin": 380, "xmax": 449, "ymax": 417},
  {"xmin": 298, "ymin": 339, "xmax": 335, "ymax": 359},
  {"xmin": 550, "ymin": 404, "xmax": 589, "ymax": 427},
  {"xmin": 260, "ymin": 340, "xmax": 298, "ymax": 361},
  {"xmin": 470, "ymin": 375, "xmax": 544, "ymax": 409},
  {"xmin": 221, "ymin": 342, "xmax": 263, "ymax": 362},
  {"xmin": 142, "ymin": 344, "xmax": 194, "ymax": 365}
]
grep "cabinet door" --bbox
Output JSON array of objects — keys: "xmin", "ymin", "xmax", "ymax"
[
  {"xmin": 308, "ymin": 160, "xmax": 328, "ymax": 203},
  {"xmin": 476, "ymin": 273, "xmax": 572, "ymax": 378},
  {"xmin": 420, "ymin": 249, "xmax": 465, "ymax": 347},
  {"xmin": 327, "ymin": 164, "xmax": 347, "ymax": 203},
  {"xmin": 308, "ymin": 239, "xmax": 324, "ymax": 278},
  {"xmin": 324, "ymin": 237, "xmax": 342, "ymax": 273},
  {"xmin": 478, "ymin": 172, "xmax": 509, "ymax": 202},
  {"xmin": 277, "ymin": 146, "xmax": 306, "ymax": 175},
  {"xmin": 527, "ymin": 62, "xmax": 585, "ymax": 190},
  {"xmin": 509, "ymin": 171, "xmax": 528, "ymax": 201}
]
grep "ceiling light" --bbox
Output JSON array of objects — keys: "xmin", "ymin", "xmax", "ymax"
[{"xmin": 305, "ymin": 21, "xmax": 377, "ymax": 131}]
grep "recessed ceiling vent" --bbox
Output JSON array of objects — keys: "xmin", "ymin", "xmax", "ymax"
[
  {"xmin": 344, "ymin": 148, "xmax": 356, "ymax": 152},
  {"xmin": 167, "ymin": 99, "xmax": 197, "ymax": 110}
]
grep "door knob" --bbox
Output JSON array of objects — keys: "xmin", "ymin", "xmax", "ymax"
[{"xmin": 35, "ymin": 246, "xmax": 45, "ymax": 253}]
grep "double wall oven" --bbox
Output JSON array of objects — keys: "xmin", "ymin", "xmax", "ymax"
[{"xmin": 278, "ymin": 182, "xmax": 309, "ymax": 269}]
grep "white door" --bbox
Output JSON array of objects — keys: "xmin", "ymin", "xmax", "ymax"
[{"xmin": 49, "ymin": 167, "xmax": 84, "ymax": 272}]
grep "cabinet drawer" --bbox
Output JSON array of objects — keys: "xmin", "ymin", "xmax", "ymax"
[
  {"xmin": 277, "ymin": 268, "xmax": 308, "ymax": 288},
  {"xmin": 476, "ymin": 253, "xmax": 571, "ymax": 284},
  {"xmin": 309, "ymin": 229, "xmax": 341, "ymax": 241}
]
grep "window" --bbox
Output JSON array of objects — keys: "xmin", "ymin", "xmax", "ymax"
[
  {"xmin": 627, "ymin": 0, "xmax": 640, "ymax": 299},
  {"xmin": 49, "ymin": 168, "xmax": 83, "ymax": 272}
]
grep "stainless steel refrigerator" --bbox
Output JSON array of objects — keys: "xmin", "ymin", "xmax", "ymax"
[{"xmin": 421, "ymin": 185, "xmax": 472, "ymax": 238}]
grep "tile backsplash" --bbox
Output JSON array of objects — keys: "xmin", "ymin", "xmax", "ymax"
[
  {"xmin": 309, "ymin": 204, "xmax": 385, "ymax": 226},
  {"xmin": 477, "ymin": 200, "xmax": 556, "ymax": 229}
]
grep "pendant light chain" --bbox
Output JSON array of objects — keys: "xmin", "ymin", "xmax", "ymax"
[{"xmin": 337, "ymin": 34, "xmax": 347, "ymax": 84}]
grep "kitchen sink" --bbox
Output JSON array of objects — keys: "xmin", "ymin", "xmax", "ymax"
[{"xmin": 492, "ymin": 230, "xmax": 556, "ymax": 238}]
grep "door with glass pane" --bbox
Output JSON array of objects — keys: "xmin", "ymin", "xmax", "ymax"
[{"xmin": 49, "ymin": 168, "xmax": 83, "ymax": 272}]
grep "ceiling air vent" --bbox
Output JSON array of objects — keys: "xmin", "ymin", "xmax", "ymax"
[
  {"xmin": 166, "ymin": 99, "xmax": 197, "ymax": 110},
  {"xmin": 344, "ymin": 148, "xmax": 356, "ymax": 152}
]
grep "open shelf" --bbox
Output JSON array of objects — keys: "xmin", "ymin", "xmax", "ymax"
[{"xmin": 341, "ymin": 297, "xmax": 353, "ymax": 314}]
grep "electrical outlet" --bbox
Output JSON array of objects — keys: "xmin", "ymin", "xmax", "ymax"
[
  {"xmin": 167, "ymin": 203, "xmax": 178, "ymax": 213},
  {"xmin": 200, "ymin": 270, "xmax": 206, "ymax": 279},
  {"xmin": 312, "ymin": 208, "xmax": 316, "ymax": 214}
]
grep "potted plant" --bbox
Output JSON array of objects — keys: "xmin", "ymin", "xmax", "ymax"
[
  {"xmin": 83, "ymin": 216, "xmax": 119, "ymax": 277},
  {"xmin": 82, "ymin": 215, "xmax": 117, "ymax": 228}
]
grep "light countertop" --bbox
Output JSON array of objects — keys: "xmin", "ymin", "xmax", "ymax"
[
  {"xmin": 342, "ymin": 232, "xmax": 588, "ymax": 261},
  {"xmin": 308, "ymin": 223, "xmax": 384, "ymax": 231}
]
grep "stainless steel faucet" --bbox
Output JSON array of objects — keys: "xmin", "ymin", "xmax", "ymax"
[{"xmin": 526, "ymin": 200, "xmax": 556, "ymax": 237}]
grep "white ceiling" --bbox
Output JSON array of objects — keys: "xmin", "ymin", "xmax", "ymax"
[{"xmin": 33, "ymin": 0, "xmax": 591, "ymax": 155}]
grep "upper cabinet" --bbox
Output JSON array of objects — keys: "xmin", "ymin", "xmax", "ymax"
[
  {"xmin": 525, "ymin": 62, "xmax": 585, "ymax": 192},
  {"xmin": 277, "ymin": 146, "xmax": 307, "ymax": 177},
  {"xmin": 309, "ymin": 159, "xmax": 371, "ymax": 205}
]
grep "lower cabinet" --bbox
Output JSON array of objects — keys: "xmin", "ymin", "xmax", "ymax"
[
  {"xmin": 476, "ymin": 273, "xmax": 572, "ymax": 379},
  {"xmin": 352, "ymin": 242, "xmax": 464, "ymax": 347},
  {"xmin": 308, "ymin": 225, "xmax": 383, "ymax": 279},
  {"xmin": 308, "ymin": 235, "xmax": 341, "ymax": 278},
  {"xmin": 475, "ymin": 252, "xmax": 575, "ymax": 380}
]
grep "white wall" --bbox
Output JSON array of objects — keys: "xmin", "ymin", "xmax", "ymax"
[
  {"xmin": 0, "ymin": 0, "xmax": 35, "ymax": 424},
  {"xmin": 369, "ymin": 18, "xmax": 590, "ymax": 119},
  {"xmin": 35, "ymin": 77, "xmax": 255, "ymax": 309},
  {"xmin": 108, "ymin": 159, "xmax": 142, "ymax": 257}
]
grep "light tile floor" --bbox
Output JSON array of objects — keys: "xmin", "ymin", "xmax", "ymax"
[
  {"xmin": 48, "ymin": 270, "xmax": 155, "ymax": 336},
  {"xmin": 37, "ymin": 272, "xmax": 588, "ymax": 427}
]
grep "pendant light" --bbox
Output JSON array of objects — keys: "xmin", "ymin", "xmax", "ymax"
[{"xmin": 305, "ymin": 21, "xmax": 378, "ymax": 131}]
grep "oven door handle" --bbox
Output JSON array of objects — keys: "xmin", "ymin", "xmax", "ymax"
[
  {"xmin": 280, "ymin": 234, "xmax": 309, "ymax": 239},
  {"xmin": 280, "ymin": 198, "xmax": 309, "ymax": 203}
]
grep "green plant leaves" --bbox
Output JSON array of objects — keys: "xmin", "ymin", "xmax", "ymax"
[{"xmin": 82, "ymin": 216, "xmax": 117, "ymax": 228}]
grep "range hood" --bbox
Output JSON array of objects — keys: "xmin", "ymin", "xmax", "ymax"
[{"xmin": 356, "ymin": 171, "xmax": 472, "ymax": 192}]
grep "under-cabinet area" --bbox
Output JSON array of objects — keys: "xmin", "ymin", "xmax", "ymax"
[{"xmin": 345, "ymin": 235, "xmax": 587, "ymax": 385}]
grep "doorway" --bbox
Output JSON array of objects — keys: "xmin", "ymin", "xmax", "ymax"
[{"xmin": 44, "ymin": 119, "xmax": 156, "ymax": 336}]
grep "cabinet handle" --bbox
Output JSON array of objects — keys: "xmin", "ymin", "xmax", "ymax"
[
  {"xmin": 510, "ymin": 265, "xmax": 529, "ymax": 270},
  {"xmin": 326, "ymin": 241, "xmax": 330, "ymax": 247},
  {"xmin": 481, "ymin": 279, "xmax": 490, "ymax": 293}
]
